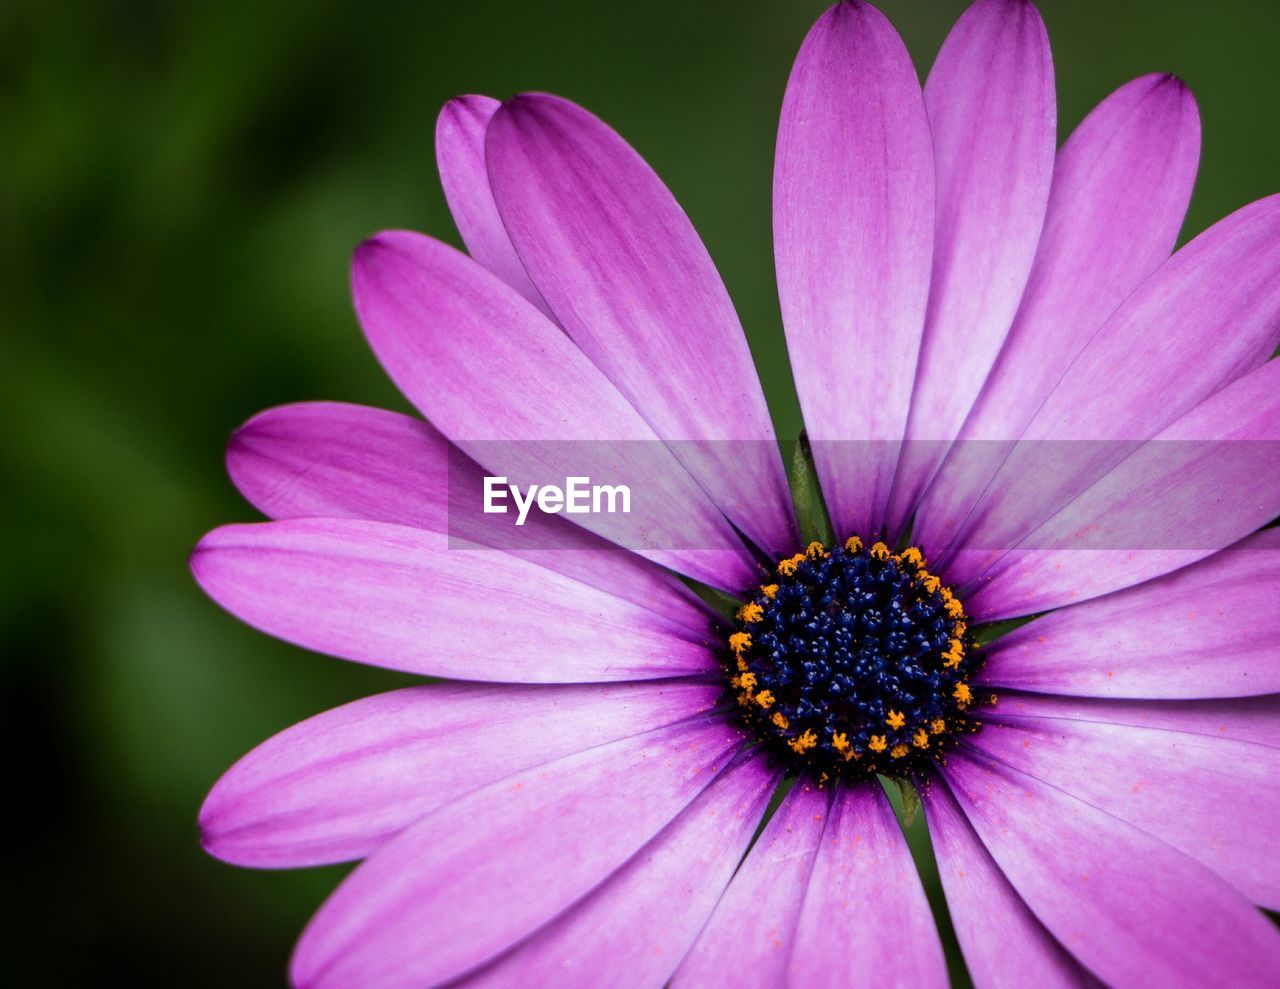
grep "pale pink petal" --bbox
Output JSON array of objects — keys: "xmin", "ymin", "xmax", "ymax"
[
  {"xmin": 487, "ymin": 94, "xmax": 797, "ymax": 558},
  {"xmin": 915, "ymin": 74, "xmax": 1199, "ymax": 555},
  {"xmin": 923, "ymin": 776, "xmax": 1099, "ymax": 989},
  {"xmin": 435, "ymin": 94, "xmax": 552, "ymax": 315},
  {"xmin": 774, "ymin": 0, "xmax": 934, "ymax": 539},
  {"xmin": 289, "ymin": 717, "xmax": 744, "ymax": 989},
  {"xmin": 943, "ymin": 749, "xmax": 1280, "ymax": 987},
  {"xmin": 191, "ymin": 518, "xmax": 716, "ymax": 683},
  {"xmin": 200, "ymin": 680, "xmax": 720, "ymax": 868},
  {"xmin": 226, "ymin": 400, "xmax": 714, "ymax": 629},
  {"xmin": 787, "ymin": 784, "xmax": 947, "ymax": 988},
  {"xmin": 978, "ymin": 528, "xmax": 1280, "ymax": 697},
  {"xmin": 457, "ymin": 754, "xmax": 778, "ymax": 989},
  {"xmin": 888, "ymin": 0, "xmax": 1055, "ymax": 535},
  {"xmin": 671, "ymin": 781, "xmax": 829, "ymax": 988},
  {"xmin": 352, "ymin": 229, "xmax": 757, "ymax": 589}
]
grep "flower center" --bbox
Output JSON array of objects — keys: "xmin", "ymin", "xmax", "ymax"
[{"xmin": 724, "ymin": 537, "xmax": 987, "ymax": 783}]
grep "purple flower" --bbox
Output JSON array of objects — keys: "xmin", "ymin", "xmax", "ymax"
[{"xmin": 192, "ymin": 1, "xmax": 1280, "ymax": 986}]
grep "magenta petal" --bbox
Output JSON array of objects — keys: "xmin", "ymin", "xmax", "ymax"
[
  {"xmin": 289, "ymin": 717, "xmax": 744, "ymax": 989},
  {"xmin": 945, "ymin": 195, "xmax": 1280, "ymax": 582},
  {"xmin": 671, "ymin": 781, "xmax": 829, "ymax": 988},
  {"xmin": 970, "ymin": 708, "xmax": 1280, "ymax": 909},
  {"xmin": 774, "ymin": 1, "xmax": 934, "ymax": 539},
  {"xmin": 922, "ymin": 776, "xmax": 1096, "ymax": 989},
  {"xmin": 787, "ymin": 784, "xmax": 946, "ymax": 987},
  {"xmin": 979, "ymin": 529, "xmax": 1280, "ymax": 697},
  {"xmin": 457, "ymin": 754, "xmax": 778, "ymax": 989},
  {"xmin": 191, "ymin": 518, "xmax": 716, "ymax": 682},
  {"xmin": 434, "ymin": 95, "xmax": 552, "ymax": 316},
  {"xmin": 966, "ymin": 358, "xmax": 1280, "ymax": 619},
  {"xmin": 915, "ymin": 73, "xmax": 1199, "ymax": 555},
  {"xmin": 486, "ymin": 94, "xmax": 797, "ymax": 558},
  {"xmin": 200, "ymin": 680, "xmax": 720, "ymax": 868},
  {"xmin": 225, "ymin": 401, "xmax": 714, "ymax": 628},
  {"xmin": 351, "ymin": 230, "xmax": 756, "ymax": 589},
  {"xmin": 943, "ymin": 750, "xmax": 1280, "ymax": 988},
  {"xmin": 888, "ymin": 0, "xmax": 1055, "ymax": 535},
  {"xmin": 990, "ymin": 693, "xmax": 1280, "ymax": 751}
]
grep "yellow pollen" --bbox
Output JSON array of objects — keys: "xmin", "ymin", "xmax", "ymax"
[
  {"xmin": 805, "ymin": 541, "xmax": 829, "ymax": 559},
  {"xmin": 870, "ymin": 541, "xmax": 890, "ymax": 560},
  {"xmin": 868, "ymin": 734, "xmax": 888, "ymax": 753},
  {"xmin": 913, "ymin": 728, "xmax": 929, "ymax": 749},
  {"xmin": 942, "ymin": 592, "xmax": 965, "ymax": 619},
  {"xmin": 890, "ymin": 744, "xmax": 909, "ymax": 759},
  {"xmin": 789, "ymin": 729, "xmax": 818, "ymax": 754},
  {"xmin": 771, "ymin": 711, "xmax": 790, "ymax": 730},
  {"xmin": 832, "ymin": 731, "xmax": 851, "ymax": 754},
  {"xmin": 736, "ymin": 602, "xmax": 764, "ymax": 624},
  {"xmin": 729, "ymin": 632, "xmax": 752, "ymax": 656},
  {"xmin": 733, "ymin": 671, "xmax": 757, "ymax": 690},
  {"xmin": 760, "ymin": 583, "xmax": 779, "ymax": 599},
  {"xmin": 954, "ymin": 682, "xmax": 973, "ymax": 706},
  {"xmin": 942, "ymin": 639, "xmax": 964, "ymax": 669},
  {"xmin": 931, "ymin": 718, "xmax": 946, "ymax": 735},
  {"xmin": 920, "ymin": 574, "xmax": 942, "ymax": 594},
  {"xmin": 755, "ymin": 689, "xmax": 776, "ymax": 709},
  {"xmin": 886, "ymin": 709, "xmax": 906, "ymax": 730},
  {"xmin": 844, "ymin": 535, "xmax": 863, "ymax": 553},
  {"xmin": 899, "ymin": 547, "xmax": 925, "ymax": 567},
  {"xmin": 953, "ymin": 621, "xmax": 967, "ymax": 637},
  {"xmin": 777, "ymin": 553, "xmax": 806, "ymax": 576}
]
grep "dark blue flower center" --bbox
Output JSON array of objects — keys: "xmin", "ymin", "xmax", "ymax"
[{"xmin": 724, "ymin": 537, "xmax": 987, "ymax": 782}]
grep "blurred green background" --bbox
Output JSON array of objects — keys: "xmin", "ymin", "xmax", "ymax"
[{"xmin": 3, "ymin": 0, "xmax": 1277, "ymax": 983}]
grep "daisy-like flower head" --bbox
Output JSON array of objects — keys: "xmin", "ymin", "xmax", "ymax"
[{"xmin": 193, "ymin": 1, "xmax": 1280, "ymax": 987}]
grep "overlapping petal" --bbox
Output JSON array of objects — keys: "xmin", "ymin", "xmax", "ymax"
[
  {"xmin": 978, "ymin": 528, "xmax": 1280, "ymax": 697},
  {"xmin": 943, "ymin": 750, "xmax": 1280, "ymax": 987},
  {"xmin": 486, "ymin": 93, "xmax": 796, "ymax": 558},
  {"xmin": 457, "ymin": 755, "xmax": 778, "ymax": 989},
  {"xmin": 290, "ymin": 717, "xmax": 743, "ymax": 989},
  {"xmin": 435, "ymin": 95, "xmax": 551, "ymax": 315},
  {"xmin": 787, "ymin": 784, "xmax": 946, "ymax": 987},
  {"xmin": 774, "ymin": 0, "xmax": 934, "ymax": 539},
  {"xmin": 914, "ymin": 72, "xmax": 1200, "ymax": 555},
  {"xmin": 923, "ymin": 777, "xmax": 1098, "ymax": 989},
  {"xmin": 943, "ymin": 195, "xmax": 1280, "ymax": 581},
  {"xmin": 351, "ymin": 230, "xmax": 757, "ymax": 589},
  {"xmin": 200, "ymin": 680, "xmax": 720, "ymax": 868},
  {"xmin": 965, "ymin": 357, "xmax": 1280, "ymax": 619},
  {"xmin": 888, "ymin": 0, "xmax": 1055, "ymax": 536},
  {"xmin": 225, "ymin": 401, "xmax": 714, "ymax": 626},
  {"xmin": 970, "ymin": 704, "xmax": 1280, "ymax": 908},
  {"xmin": 671, "ymin": 781, "xmax": 829, "ymax": 987},
  {"xmin": 191, "ymin": 518, "xmax": 717, "ymax": 682}
]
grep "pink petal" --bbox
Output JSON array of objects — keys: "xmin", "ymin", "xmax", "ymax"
[
  {"xmin": 915, "ymin": 74, "xmax": 1199, "ymax": 556},
  {"xmin": 970, "ymin": 707, "xmax": 1280, "ymax": 908},
  {"xmin": 944, "ymin": 194, "xmax": 1280, "ymax": 583},
  {"xmin": 200, "ymin": 680, "xmax": 720, "ymax": 868},
  {"xmin": 990, "ymin": 692, "xmax": 1280, "ymax": 750},
  {"xmin": 191, "ymin": 518, "xmax": 717, "ymax": 682},
  {"xmin": 966, "ymin": 358, "xmax": 1280, "ymax": 619},
  {"xmin": 943, "ymin": 750, "xmax": 1280, "ymax": 988},
  {"xmin": 888, "ymin": 0, "xmax": 1055, "ymax": 536},
  {"xmin": 922, "ymin": 776, "xmax": 1098, "ymax": 989},
  {"xmin": 978, "ymin": 528, "xmax": 1280, "ymax": 697},
  {"xmin": 774, "ymin": 0, "xmax": 934, "ymax": 539},
  {"xmin": 351, "ymin": 229, "xmax": 757, "ymax": 589},
  {"xmin": 787, "ymin": 784, "xmax": 946, "ymax": 987},
  {"xmin": 456, "ymin": 754, "xmax": 778, "ymax": 989},
  {"xmin": 486, "ymin": 94, "xmax": 797, "ymax": 558},
  {"xmin": 671, "ymin": 780, "xmax": 829, "ymax": 988},
  {"xmin": 434, "ymin": 95, "xmax": 552, "ymax": 316},
  {"xmin": 226, "ymin": 401, "xmax": 714, "ymax": 629},
  {"xmin": 289, "ymin": 717, "xmax": 744, "ymax": 989}
]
